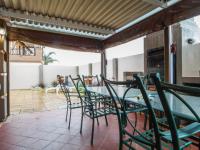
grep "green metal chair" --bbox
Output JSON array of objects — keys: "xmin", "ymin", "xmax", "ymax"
[
  {"xmin": 102, "ymin": 76, "xmax": 157, "ymax": 150},
  {"xmin": 142, "ymin": 73, "xmax": 168, "ymax": 129},
  {"xmin": 134, "ymin": 74, "xmax": 194, "ymax": 150},
  {"xmin": 82, "ymin": 75, "xmax": 112, "ymax": 122},
  {"xmin": 134, "ymin": 75, "xmax": 164, "ymax": 150},
  {"xmin": 57, "ymin": 75, "xmax": 83, "ymax": 129},
  {"xmin": 69, "ymin": 75, "xmax": 86, "ymax": 133},
  {"xmin": 70, "ymin": 75, "xmax": 112, "ymax": 145},
  {"xmin": 82, "ymin": 75, "xmax": 103, "ymax": 101},
  {"xmin": 151, "ymin": 73, "xmax": 200, "ymax": 150}
]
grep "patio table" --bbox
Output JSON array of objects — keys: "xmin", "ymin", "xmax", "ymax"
[{"xmin": 87, "ymin": 86, "xmax": 200, "ymax": 122}]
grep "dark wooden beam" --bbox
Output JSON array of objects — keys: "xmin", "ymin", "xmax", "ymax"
[
  {"xmin": 164, "ymin": 26, "xmax": 170, "ymax": 82},
  {"xmin": 7, "ymin": 27, "xmax": 103, "ymax": 53},
  {"xmin": 101, "ymin": 50, "xmax": 106, "ymax": 85},
  {"xmin": 103, "ymin": 0, "xmax": 200, "ymax": 48},
  {"xmin": 6, "ymin": 36, "xmax": 10, "ymax": 116}
]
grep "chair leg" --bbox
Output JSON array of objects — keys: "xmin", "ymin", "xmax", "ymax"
[
  {"xmin": 96, "ymin": 117, "xmax": 99, "ymax": 126},
  {"xmin": 199, "ymin": 135, "xmax": 200, "ymax": 150},
  {"xmin": 80, "ymin": 107, "xmax": 84, "ymax": 134},
  {"xmin": 94, "ymin": 103, "xmax": 99, "ymax": 126},
  {"xmin": 65, "ymin": 106, "xmax": 69, "ymax": 122},
  {"xmin": 151, "ymin": 146, "xmax": 154, "ymax": 150},
  {"xmin": 91, "ymin": 117, "xmax": 95, "ymax": 145},
  {"xmin": 119, "ymin": 134, "xmax": 123, "ymax": 150},
  {"xmin": 144, "ymin": 112, "xmax": 148, "ymax": 130},
  {"xmin": 133, "ymin": 112, "xmax": 138, "ymax": 135},
  {"xmin": 105, "ymin": 115, "xmax": 108, "ymax": 126},
  {"xmin": 68, "ymin": 108, "xmax": 72, "ymax": 129}
]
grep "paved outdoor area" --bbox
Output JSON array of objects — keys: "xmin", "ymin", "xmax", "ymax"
[
  {"xmin": 10, "ymin": 89, "xmax": 70, "ymax": 115},
  {"xmin": 7, "ymin": 90, "xmax": 198, "ymax": 150},
  {"xmin": 0, "ymin": 109, "xmax": 147, "ymax": 150},
  {"xmin": 0, "ymin": 109, "xmax": 197, "ymax": 150}
]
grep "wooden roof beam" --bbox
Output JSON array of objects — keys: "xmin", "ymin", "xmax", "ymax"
[
  {"xmin": 103, "ymin": 0, "xmax": 200, "ymax": 49},
  {"xmin": 7, "ymin": 27, "xmax": 103, "ymax": 53}
]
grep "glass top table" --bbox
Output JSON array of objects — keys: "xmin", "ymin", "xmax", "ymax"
[{"xmin": 87, "ymin": 86, "xmax": 200, "ymax": 121}]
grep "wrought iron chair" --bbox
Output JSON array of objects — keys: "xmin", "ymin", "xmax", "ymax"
[
  {"xmin": 70, "ymin": 75, "xmax": 112, "ymax": 145},
  {"xmin": 142, "ymin": 73, "xmax": 167, "ymax": 129},
  {"xmin": 102, "ymin": 76, "xmax": 156, "ymax": 150},
  {"xmin": 82, "ymin": 75, "xmax": 112, "ymax": 124},
  {"xmin": 134, "ymin": 75, "xmax": 191, "ymax": 150},
  {"xmin": 69, "ymin": 75, "xmax": 86, "ymax": 133},
  {"xmin": 82, "ymin": 75, "xmax": 102, "ymax": 100},
  {"xmin": 57, "ymin": 75, "xmax": 83, "ymax": 129},
  {"xmin": 151, "ymin": 73, "xmax": 200, "ymax": 150}
]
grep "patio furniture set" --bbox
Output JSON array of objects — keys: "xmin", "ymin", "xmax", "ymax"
[{"xmin": 57, "ymin": 74, "xmax": 200, "ymax": 150}]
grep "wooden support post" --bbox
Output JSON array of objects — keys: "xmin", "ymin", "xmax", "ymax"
[
  {"xmin": 0, "ymin": 20, "xmax": 9, "ymax": 120},
  {"xmin": 101, "ymin": 50, "xmax": 106, "ymax": 84},
  {"xmin": 113, "ymin": 58, "xmax": 118, "ymax": 81},
  {"xmin": 172, "ymin": 24, "xmax": 182, "ymax": 84},
  {"xmin": 6, "ymin": 36, "xmax": 10, "ymax": 116},
  {"xmin": 164, "ymin": 26, "xmax": 170, "ymax": 82}
]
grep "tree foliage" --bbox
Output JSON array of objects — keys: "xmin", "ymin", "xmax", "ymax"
[{"xmin": 43, "ymin": 52, "xmax": 58, "ymax": 65}]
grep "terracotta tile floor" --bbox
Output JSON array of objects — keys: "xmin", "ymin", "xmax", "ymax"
[
  {"xmin": 7, "ymin": 90, "xmax": 198, "ymax": 150},
  {"xmin": 10, "ymin": 89, "xmax": 74, "ymax": 115},
  {"xmin": 0, "ymin": 108, "xmax": 148, "ymax": 150},
  {"xmin": 0, "ymin": 109, "xmax": 198, "ymax": 150}
]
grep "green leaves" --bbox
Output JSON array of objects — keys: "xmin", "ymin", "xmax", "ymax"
[{"xmin": 43, "ymin": 52, "xmax": 58, "ymax": 65}]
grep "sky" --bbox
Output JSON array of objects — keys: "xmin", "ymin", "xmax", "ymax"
[{"xmin": 44, "ymin": 16, "xmax": 200, "ymax": 66}]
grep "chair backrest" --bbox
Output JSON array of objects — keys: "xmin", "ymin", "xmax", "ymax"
[
  {"xmin": 101, "ymin": 75, "xmax": 157, "ymax": 148},
  {"xmin": 82, "ymin": 75, "xmax": 100, "ymax": 86},
  {"xmin": 69, "ymin": 75, "xmax": 91, "ymax": 103},
  {"xmin": 69, "ymin": 75, "xmax": 83, "ymax": 97},
  {"xmin": 57, "ymin": 75, "xmax": 71, "ymax": 102},
  {"xmin": 142, "ymin": 73, "xmax": 160, "ymax": 90},
  {"xmin": 133, "ymin": 74, "xmax": 162, "ymax": 149},
  {"xmin": 151, "ymin": 73, "xmax": 200, "ymax": 149}
]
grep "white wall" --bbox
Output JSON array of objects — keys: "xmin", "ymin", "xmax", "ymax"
[
  {"xmin": 43, "ymin": 65, "xmax": 77, "ymax": 87},
  {"xmin": 10, "ymin": 53, "xmax": 145, "ymax": 89},
  {"xmin": 118, "ymin": 54, "xmax": 144, "ymax": 81},
  {"xmin": 92, "ymin": 62, "xmax": 101, "ymax": 76},
  {"xmin": 106, "ymin": 37, "xmax": 144, "ymax": 59},
  {"xmin": 106, "ymin": 60, "xmax": 113, "ymax": 80},
  {"xmin": 10, "ymin": 63, "xmax": 77, "ymax": 89},
  {"xmin": 79, "ymin": 64, "xmax": 89, "ymax": 75},
  {"xmin": 10, "ymin": 63, "xmax": 40, "ymax": 89},
  {"xmin": 182, "ymin": 43, "xmax": 200, "ymax": 77}
]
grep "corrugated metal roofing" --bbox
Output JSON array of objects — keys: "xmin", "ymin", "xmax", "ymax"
[{"xmin": 0, "ymin": 0, "xmax": 170, "ymax": 39}]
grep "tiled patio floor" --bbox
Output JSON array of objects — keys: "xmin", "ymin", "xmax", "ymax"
[
  {"xmin": 0, "ymin": 109, "xmax": 134, "ymax": 150},
  {"xmin": 10, "ymin": 89, "xmax": 75, "ymax": 115},
  {"xmin": 0, "ymin": 109, "xmax": 198, "ymax": 150},
  {"xmin": 7, "ymin": 90, "xmax": 198, "ymax": 150}
]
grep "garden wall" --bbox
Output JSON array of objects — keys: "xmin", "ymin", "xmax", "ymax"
[
  {"xmin": 10, "ymin": 63, "xmax": 40, "ymax": 89},
  {"xmin": 10, "ymin": 63, "xmax": 77, "ymax": 89},
  {"xmin": 10, "ymin": 53, "xmax": 145, "ymax": 89}
]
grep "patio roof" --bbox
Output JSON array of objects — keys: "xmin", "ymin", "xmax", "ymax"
[
  {"xmin": 0, "ymin": 0, "xmax": 200, "ymax": 52},
  {"xmin": 0, "ymin": 0, "xmax": 169, "ymax": 39}
]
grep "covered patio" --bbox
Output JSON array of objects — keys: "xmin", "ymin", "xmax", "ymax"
[{"xmin": 0, "ymin": 0, "xmax": 200, "ymax": 150}]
